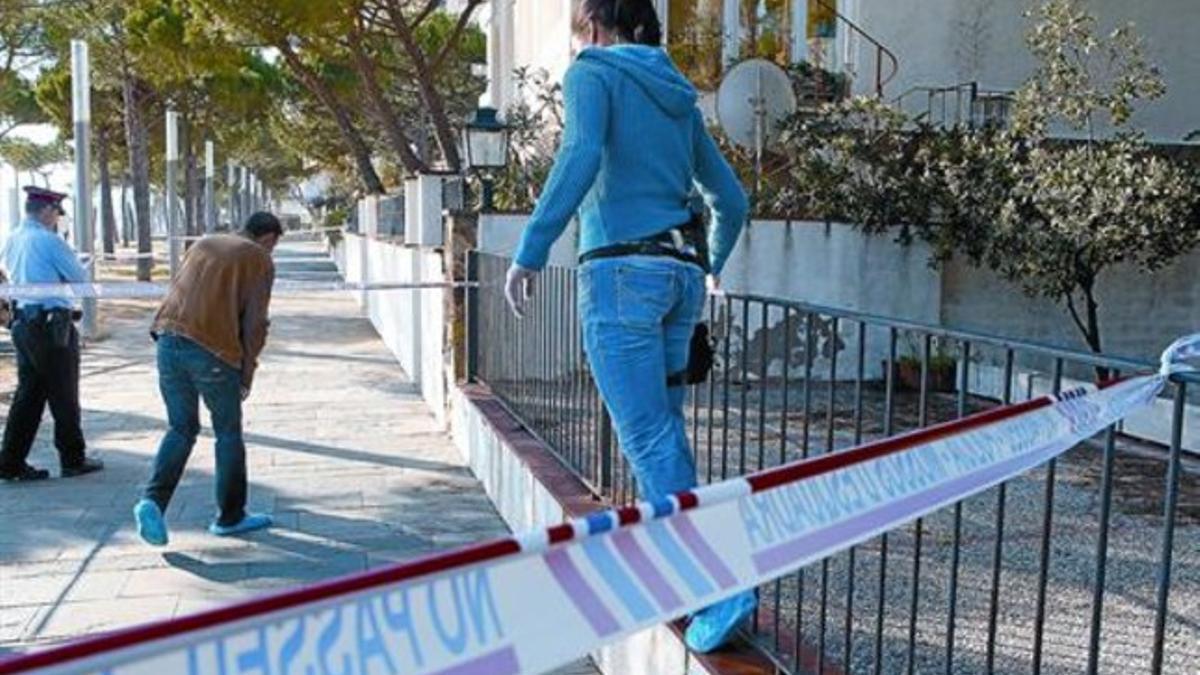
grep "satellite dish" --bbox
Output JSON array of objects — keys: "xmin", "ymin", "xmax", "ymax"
[
  {"xmin": 716, "ymin": 59, "xmax": 797, "ymax": 151},
  {"xmin": 716, "ymin": 59, "xmax": 796, "ymax": 199}
]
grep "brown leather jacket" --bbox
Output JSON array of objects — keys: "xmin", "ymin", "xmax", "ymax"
[{"xmin": 152, "ymin": 234, "xmax": 275, "ymax": 388}]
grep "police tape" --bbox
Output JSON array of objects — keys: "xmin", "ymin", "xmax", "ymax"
[
  {"xmin": 171, "ymin": 227, "xmax": 346, "ymax": 242},
  {"xmin": 79, "ymin": 252, "xmax": 166, "ymax": 268},
  {"xmin": 0, "ymin": 279, "xmax": 481, "ymax": 300},
  {"xmin": 1, "ymin": 335, "xmax": 1195, "ymax": 675}
]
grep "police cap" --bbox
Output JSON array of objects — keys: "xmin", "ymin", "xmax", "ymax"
[{"xmin": 24, "ymin": 186, "xmax": 68, "ymax": 215}]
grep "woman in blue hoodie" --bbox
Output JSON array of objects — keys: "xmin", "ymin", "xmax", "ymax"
[{"xmin": 505, "ymin": 0, "xmax": 754, "ymax": 653}]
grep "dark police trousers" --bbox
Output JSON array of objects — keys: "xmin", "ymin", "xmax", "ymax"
[{"xmin": 0, "ymin": 310, "xmax": 86, "ymax": 471}]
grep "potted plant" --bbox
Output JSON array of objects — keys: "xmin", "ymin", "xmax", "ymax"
[{"xmin": 891, "ymin": 335, "xmax": 957, "ymax": 392}]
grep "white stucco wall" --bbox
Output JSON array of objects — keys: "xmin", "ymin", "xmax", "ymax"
[
  {"xmin": 333, "ymin": 235, "xmax": 448, "ymax": 427},
  {"xmin": 858, "ymin": 0, "xmax": 1200, "ymax": 142},
  {"xmin": 510, "ymin": 0, "xmax": 574, "ymax": 102},
  {"xmin": 476, "ymin": 213, "xmax": 579, "ymax": 268},
  {"xmin": 492, "ymin": 0, "xmax": 1198, "ymax": 142}
]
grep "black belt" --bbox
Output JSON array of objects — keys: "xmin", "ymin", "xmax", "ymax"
[
  {"xmin": 15, "ymin": 306, "xmax": 79, "ymax": 323},
  {"xmin": 578, "ymin": 223, "xmax": 709, "ymax": 272}
]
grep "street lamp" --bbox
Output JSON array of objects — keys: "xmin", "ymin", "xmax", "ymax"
[{"xmin": 461, "ymin": 106, "xmax": 510, "ymax": 212}]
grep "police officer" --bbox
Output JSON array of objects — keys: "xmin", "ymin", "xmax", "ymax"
[{"xmin": 0, "ymin": 186, "xmax": 104, "ymax": 481}]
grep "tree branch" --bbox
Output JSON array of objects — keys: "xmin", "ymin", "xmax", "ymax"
[
  {"xmin": 347, "ymin": 17, "xmax": 427, "ymax": 173},
  {"xmin": 412, "ymin": 0, "xmax": 442, "ymax": 29},
  {"xmin": 379, "ymin": 0, "xmax": 462, "ymax": 169},
  {"xmin": 1063, "ymin": 290, "xmax": 1090, "ymax": 347},
  {"xmin": 429, "ymin": 0, "xmax": 485, "ymax": 74}
]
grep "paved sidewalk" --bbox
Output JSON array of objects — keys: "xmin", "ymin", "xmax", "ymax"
[{"xmin": 0, "ymin": 241, "xmax": 594, "ymax": 674}]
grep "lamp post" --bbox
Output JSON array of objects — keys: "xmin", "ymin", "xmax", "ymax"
[
  {"xmin": 227, "ymin": 162, "xmax": 238, "ymax": 228},
  {"xmin": 70, "ymin": 40, "xmax": 97, "ymax": 336},
  {"xmin": 461, "ymin": 106, "xmax": 510, "ymax": 212},
  {"xmin": 204, "ymin": 141, "xmax": 215, "ymax": 234}
]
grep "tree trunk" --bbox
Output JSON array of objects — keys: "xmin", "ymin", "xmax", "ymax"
[
  {"xmin": 385, "ymin": 6, "xmax": 463, "ymax": 171},
  {"xmin": 278, "ymin": 45, "xmax": 385, "ymax": 194},
  {"xmin": 347, "ymin": 30, "xmax": 427, "ymax": 174},
  {"xmin": 1066, "ymin": 280, "xmax": 1108, "ymax": 381},
  {"xmin": 122, "ymin": 74, "xmax": 153, "ymax": 281},
  {"xmin": 120, "ymin": 174, "xmax": 131, "ymax": 246},
  {"xmin": 97, "ymin": 128, "xmax": 116, "ymax": 257}
]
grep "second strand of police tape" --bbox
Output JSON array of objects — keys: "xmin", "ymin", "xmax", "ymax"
[
  {"xmin": 1, "ymin": 279, "xmax": 483, "ymax": 299},
  {"xmin": 8, "ymin": 365, "xmax": 1186, "ymax": 675}
]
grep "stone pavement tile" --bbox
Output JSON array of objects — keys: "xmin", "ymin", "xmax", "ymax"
[
  {"xmin": 275, "ymin": 492, "xmax": 365, "ymax": 511},
  {"xmin": 1, "ymin": 560, "xmax": 80, "ymax": 580},
  {"xmin": 2, "ymin": 566, "xmax": 129, "ymax": 605},
  {"xmin": 1, "ymin": 243, "xmax": 516, "ymax": 655},
  {"xmin": 57, "ymin": 570, "xmax": 130, "ymax": 604},
  {"xmin": 27, "ymin": 596, "xmax": 180, "ymax": 640},
  {"xmin": 73, "ymin": 552, "xmax": 172, "ymax": 575},
  {"xmin": 120, "ymin": 567, "xmax": 251, "ymax": 600},
  {"xmin": 0, "ymin": 508, "xmax": 85, "ymax": 537},
  {"xmin": 173, "ymin": 596, "xmax": 235, "ymax": 619},
  {"xmin": 0, "ymin": 606, "xmax": 38, "ymax": 643},
  {"xmin": 0, "ymin": 575, "xmax": 72, "ymax": 609}
]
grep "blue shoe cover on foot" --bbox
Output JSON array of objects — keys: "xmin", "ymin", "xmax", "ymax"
[
  {"xmin": 134, "ymin": 499, "xmax": 168, "ymax": 546},
  {"xmin": 685, "ymin": 590, "xmax": 757, "ymax": 653},
  {"xmin": 209, "ymin": 513, "xmax": 272, "ymax": 537}
]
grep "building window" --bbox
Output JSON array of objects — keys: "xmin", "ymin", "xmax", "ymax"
[
  {"xmin": 806, "ymin": 0, "xmax": 838, "ymax": 70},
  {"xmin": 739, "ymin": 0, "xmax": 793, "ymax": 66},
  {"xmin": 668, "ymin": 0, "xmax": 725, "ymax": 90},
  {"xmin": 667, "ymin": 0, "xmax": 842, "ymax": 91}
]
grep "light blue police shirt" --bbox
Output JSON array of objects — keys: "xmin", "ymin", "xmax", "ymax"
[{"xmin": 2, "ymin": 218, "xmax": 88, "ymax": 310}]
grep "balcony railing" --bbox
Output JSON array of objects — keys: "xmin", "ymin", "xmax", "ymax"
[
  {"xmin": 894, "ymin": 82, "xmax": 1015, "ymax": 130},
  {"xmin": 465, "ymin": 250, "xmax": 1196, "ymax": 674}
]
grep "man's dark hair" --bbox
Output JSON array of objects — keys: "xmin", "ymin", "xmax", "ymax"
[
  {"xmin": 243, "ymin": 211, "xmax": 283, "ymax": 239},
  {"xmin": 579, "ymin": 0, "xmax": 663, "ymax": 45},
  {"xmin": 24, "ymin": 200, "xmax": 54, "ymax": 216}
]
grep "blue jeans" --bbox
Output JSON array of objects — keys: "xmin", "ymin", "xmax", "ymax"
[
  {"xmin": 143, "ymin": 334, "xmax": 247, "ymax": 526},
  {"xmin": 579, "ymin": 256, "xmax": 706, "ymax": 501}
]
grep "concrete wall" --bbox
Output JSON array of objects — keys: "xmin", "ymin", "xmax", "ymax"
[
  {"xmin": 859, "ymin": 0, "xmax": 1200, "ymax": 142},
  {"xmin": 450, "ymin": 387, "xmax": 719, "ymax": 675},
  {"xmin": 940, "ymin": 249, "xmax": 1200, "ymax": 364},
  {"xmin": 476, "ymin": 215, "xmax": 940, "ymax": 380},
  {"xmin": 477, "ymin": 213, "xmax": 579, "ymax": 268},
  {"xmin": 332, "ymin": 234, "xmax": 448, "ymax": 427}
]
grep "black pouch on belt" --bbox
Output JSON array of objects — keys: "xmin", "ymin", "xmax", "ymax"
[
  {"xmin": 668, "ymin": 322, "xmax": 716, "ymax": 387},
  {"xmin": 49, "ymin": 311, "xmax": 72, "ymax": 349}
]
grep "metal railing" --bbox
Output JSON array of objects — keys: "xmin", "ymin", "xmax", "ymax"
[
  {"xmin": 894, "ymin": 82, "xmax": 1015, "ymax": 130},
  {"xmin": 465, "ymin": 251, "xmax": 1196, "ymax": 674},
  {"xmin": 812, "ymin": 0, "xmax": 899, "ymax": 98}
]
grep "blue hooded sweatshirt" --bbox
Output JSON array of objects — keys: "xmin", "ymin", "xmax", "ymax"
[{"xmin": 513, "ymin": 45, "xmax": 748, "ymax": 275}]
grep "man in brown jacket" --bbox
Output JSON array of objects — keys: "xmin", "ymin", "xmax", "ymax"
[{"xmin": 134, "ymin": 212, "xmax": 282, "ymax": 546}]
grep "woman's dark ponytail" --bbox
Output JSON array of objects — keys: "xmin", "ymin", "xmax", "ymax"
[{"xmin": 582, "ymin": 0, "xmax": 663, "ymax": 46}]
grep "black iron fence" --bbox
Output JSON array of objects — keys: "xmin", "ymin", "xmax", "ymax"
[{"xmin": 466, "ymin": 251, "xmax": 1197, "ymax": 674}]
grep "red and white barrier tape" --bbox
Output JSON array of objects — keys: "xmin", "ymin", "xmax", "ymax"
[{"xmin": 0, "ymin": 334, "xmax": 1194, "ymax": 675}]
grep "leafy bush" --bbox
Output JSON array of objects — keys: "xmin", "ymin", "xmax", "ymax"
[{"xmin": 491, "ymin": 67, "xmax": 564, "ymax": 212}]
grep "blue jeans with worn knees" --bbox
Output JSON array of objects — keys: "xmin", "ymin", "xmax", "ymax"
[
  {"xmin": 143, "ymin": 334, "xmax": 247, "ymax": 527},
  {"xmin": 579, "ymin": 256, "xmax": 706, "ymax": 502}
]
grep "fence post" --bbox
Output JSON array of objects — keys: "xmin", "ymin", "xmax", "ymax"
[
  {"xmin": 598, "ymin": 401, "xmax": 614, "ymax": 493},
  {"xmin": 465, "ymin": 250, "xmax": 479, "ymax": 383}
]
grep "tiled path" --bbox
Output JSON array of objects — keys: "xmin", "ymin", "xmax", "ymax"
[{"xmin": 0, "ymin": 241, "xmax": 595, "ymax": 674}]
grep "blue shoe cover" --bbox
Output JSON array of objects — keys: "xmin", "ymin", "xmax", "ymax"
[
  {"xmin": 685, "ymin": 590, "xmax": 758, "ymax": 653},
  {"xmin": 209, "ymin": 513, "xmax": 273, "ymax": 537},
  {"xmin": 134, "ymin": 499, "xmax": 169, "ymax": 547}
]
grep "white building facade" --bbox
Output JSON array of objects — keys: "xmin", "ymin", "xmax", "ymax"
[{"xmin": 485, "ymin": 0, "xmax": 1199, "ymax": 143}]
